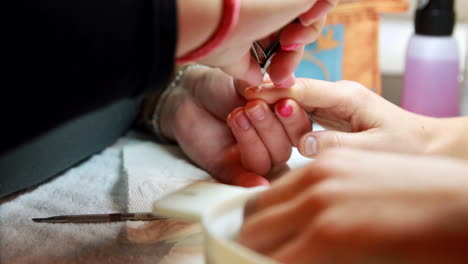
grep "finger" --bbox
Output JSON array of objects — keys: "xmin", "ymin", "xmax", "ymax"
[
  {"xmin": 298, "ymin": 130, "xmax": 380, "ymax": 158},
  {"xmin": 216, "ymin": 159, "xmax": 270, "ymax": 187},
  {"xmin": 244, "ymin": 100, "xmax": 292, "ymax": 165},
  {"xmin": 222, "ymin": 53, "xmax": 263, "ymax": 86},
  {"xmin": 280, "ymin": 17, "xmax": 325, "ymax": 48},
  {"xmin": 267, "ymin": 48, "xmax": 303, "ymax": 87},
  {"xmin": 299, "ymin": 0, "xmax": 337, "ymax": 26},
  {"xmin": 271, "ymin": 221, "xmax": 325, "ymax": 264},
  {"xmin": 274, "ymin": 99, "xmax": 312, "ymax": 146},
  {"xmin": 238, "ymin": 189, "xmax": 319, "ymax": 254},
  {"xmin": 244, "ymin": 162, "xmax": 327, "ymax": 218},
  {"xmin": 245, "ymin": 79, "xmax": 366, "ymax": 112},
  {"xmin": 227, "ymin": 107, "xmax": 272, "ymax": 175}
]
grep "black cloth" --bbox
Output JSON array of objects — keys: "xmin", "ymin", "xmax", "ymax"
[{"xmin": 1, "ymin": 0, "xmax": 177, "ymax": 155}]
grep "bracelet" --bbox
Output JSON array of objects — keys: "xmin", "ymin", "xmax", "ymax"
[
  {"xmin": 175, "ymin": 0, "xmax": 240, "ymax": 64},
  {"xmin": 151, "ymin": 64, "xmax": 203, "ymax": 144}
]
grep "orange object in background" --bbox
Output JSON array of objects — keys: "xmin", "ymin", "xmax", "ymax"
[{"xmin": 296, "ymin": 0, "xmax": 409, "ymax": 94}]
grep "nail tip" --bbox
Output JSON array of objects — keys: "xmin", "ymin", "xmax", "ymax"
[{"xmin": 281, "ymin": 44, "xmax": 303, "ymax": 52}]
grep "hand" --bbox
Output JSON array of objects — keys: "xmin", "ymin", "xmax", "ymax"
[
  {"xmin": 243, "ymin": 79, "xmax": 445, "ymax": 158},
  {"xmin": 178, "ymin": 0, "xmax": 337, "ymax": 86},
  {"xmin": 239, "ymin": 148, "xmax": 468, "ymax": 264},
  {"xmin": 158, "ymin": 66, "xmax": 290, "ymax": 186},
  {"xmin": 226, "ymin": 77, "xmax": 312, "ymax": 175}
]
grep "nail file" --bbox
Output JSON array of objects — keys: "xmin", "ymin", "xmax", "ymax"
[{"xmin": 152, "ymin": 182, "xmax": 263, "ymax": 222}]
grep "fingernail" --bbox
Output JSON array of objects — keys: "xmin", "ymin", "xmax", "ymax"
[
  {"xmin": 245, "ymin": 86, "xmax": 261, "ymax": 94},
  {"xmin": 282, "ymin": 43, "xmax": 303, "ymax": 51},
  {"xmin": 235, "ymin": 111, "xmax": 251, "ymax": 130},
  {"xmin": 305, "ymin": 136, "xmax": 317, "ymax": 156},
  {"xmin": 245, "ymin": 83, "xmax": 275, "ymax": 97},
  {"xmin": 276, "ymin": 101, "xmax": 293, "ymax": 118},
  {"xmin": 247, "ymin": 105, "xmax": 266, "ymax": 121},
  {"xmin": 275, "ymin": 73, "xmax": 296, "ymax": 88},
  {"xmin": 235, "ymin": 173, "xmax": 270, "ymax": 188}
]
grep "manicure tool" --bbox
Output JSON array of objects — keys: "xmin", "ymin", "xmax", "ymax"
[
  {"xmin": 32, "ymin": 212, "xmax": 161, "ymax": 223},
  {"xmin": 151, "ymin": 182, "xmax": 276, "ymax": 264},
  {"xmin": 251, "ymin": 40, "xmax": 280, "ymax": 77},
  {"xmin": 250, "ymin": 19, "xmax": 301, "ymax": 77}
]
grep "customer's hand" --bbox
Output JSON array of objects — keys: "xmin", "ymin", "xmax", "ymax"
[
  {"xmin": 158, "ymin": 66, "xmax": 291, "ymax": 186},
  {"xmin": 242, "ymin": 79, "xmax": 445, "ymax": 158},
  {"xmin": 239, "ymin": 148, "xmax": 468, "ymax": 264},
  {"xmin": 178, "ymin": 0, "xmax": 337, "ymax": 86}
]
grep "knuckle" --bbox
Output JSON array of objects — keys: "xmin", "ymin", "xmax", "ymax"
[
  {"xmin": 333, "ymin": 133, "xmax": 343, "ymax": 149},
  {"xmin": 337, "ymin": 80, "xmax": 370, "ymax": 98},
  {"xmin": 304, "ymin": 180, "xmax": 341, "ymax": 208}
]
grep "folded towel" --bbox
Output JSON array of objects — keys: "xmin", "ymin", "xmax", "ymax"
[{"xmin": 0, "ymin": 132, "xmax": 312, "ymax": 263}]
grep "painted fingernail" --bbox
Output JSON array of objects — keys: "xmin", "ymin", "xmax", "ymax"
[
  {"xmin": 305, "ymin": 136, "xmax": 317, "ymax": 156},
  {"xmin": 235, "ymin": 173, "xmax": 270, "ymax": 188},
  {"xmin": 235, "ymin": 111, "xmax": 251, "ymax": 130},
  {"xmin": 275, "ymin": 73, "xmax": 296, "ymax": 88},
  {"xmin": 282, "ymin": 43, "xmax": 303, "ymax": 51},
  {"xmin": 247, "ymin": 105, "xmax": 266, "ymax": 121},
  {"xmin": 276, "ymin": 101, "xmax": 293, "ymax": 118}
]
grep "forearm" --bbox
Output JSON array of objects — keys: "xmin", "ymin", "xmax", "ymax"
[
  {"xmin": 426, "ymin": 117, "xmax": 468, "ymax": 160},
  {"xmin": 176, "ymin": 0, "xmax": 222, "ymax": 57}
]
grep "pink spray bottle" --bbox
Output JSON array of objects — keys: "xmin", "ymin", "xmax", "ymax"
[{"xmin": 402, "ymin": 0, "xmax": 459, "ymax": 117}]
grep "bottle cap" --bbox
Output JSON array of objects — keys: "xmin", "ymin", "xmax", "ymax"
[{"xmin": 415, "ymin": 0, "xmax": 456, "ymax": 36}]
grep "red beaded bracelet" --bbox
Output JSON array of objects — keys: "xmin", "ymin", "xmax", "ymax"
[{"xmin": 175, "ymin": 0, "xmax": 240, "ymax": 64}]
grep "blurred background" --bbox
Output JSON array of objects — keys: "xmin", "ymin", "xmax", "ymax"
[{"xmin": 380, "ymin": 0, "xmax": 468, "ymax": 112}]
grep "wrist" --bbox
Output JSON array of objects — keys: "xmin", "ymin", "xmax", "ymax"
[
  {"xmin": 158, "ymin": 65, "xmax": 205, "ymax": 141},
  {"xmin": 159, "ymin": 90, "xmax": 178, "ymax": 142},
  {"xmin": 176, "ymin": 0, "xmax": 222, "ymax": 58},
  {"xmin": 425, "ymin": 117, "xmax": 468, "ymax": 160}
]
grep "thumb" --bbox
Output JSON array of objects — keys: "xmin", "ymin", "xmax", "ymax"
[{"xmin": 298, "ymin": 130, "xmax": 378, "ymax": 158}]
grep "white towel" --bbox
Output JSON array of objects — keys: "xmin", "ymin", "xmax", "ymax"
[{"xmin": 0, "ymin": 132, "xmax": 312, "ymax": 264}]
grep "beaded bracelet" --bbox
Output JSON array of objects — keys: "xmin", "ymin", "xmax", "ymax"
[{"xmin": 151, "ymin": 64, "xmax": 203, "ymax": 144}]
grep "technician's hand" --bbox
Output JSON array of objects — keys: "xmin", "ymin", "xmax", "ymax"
[
  {"xmin": 158, "ymin": 66, "xmax": 290, "ymax": 186},
  {"xmin": 178, "ymin": 0, "xmax": 337, "ymax": 86},
  {"xmin": 239, "ymin": 148, "xmax": 468, "ymax": 264},
  {"xmin": 243, "ymin": 79, "xmax": 442, "ymax": 158}
]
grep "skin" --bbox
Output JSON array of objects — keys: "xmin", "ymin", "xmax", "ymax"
[
  {"xmin": 232, "ymin": 78, "xmax": 468, "ymax": 161},
  {"xmin": 159, "ymin": 66, "xmax": 292, "ymax": 186},
  {"xmin": 177, "ymin": 0, "xmax": 338, "ymax": 86},
  {"xmin": 229, "ymin": 78, "xmax": 468, "ymax": 263},
  {"xmin": 238, "ymin": 148, "xmax": 468, "ymax": 264}
]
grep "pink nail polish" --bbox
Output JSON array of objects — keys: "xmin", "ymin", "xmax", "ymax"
[
  {"xmin": 235, "ymin": 111, "xmax": 251, "ymax": 130},
  {"xmin": 282, "ymin": 43, "xmax": 303, "ymax": 51},
  {"xmin": 277, "ymin": 101, "xmax": 293, "ymax": 118}
]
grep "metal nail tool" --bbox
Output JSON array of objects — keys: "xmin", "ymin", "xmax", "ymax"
[
  {"xmin": 251, "ymin": 40, "xmax": 280, "ymax": 77},
  {"xmin": 32, "ymin": 212, "xmax": 162, "ymax": 223}
]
